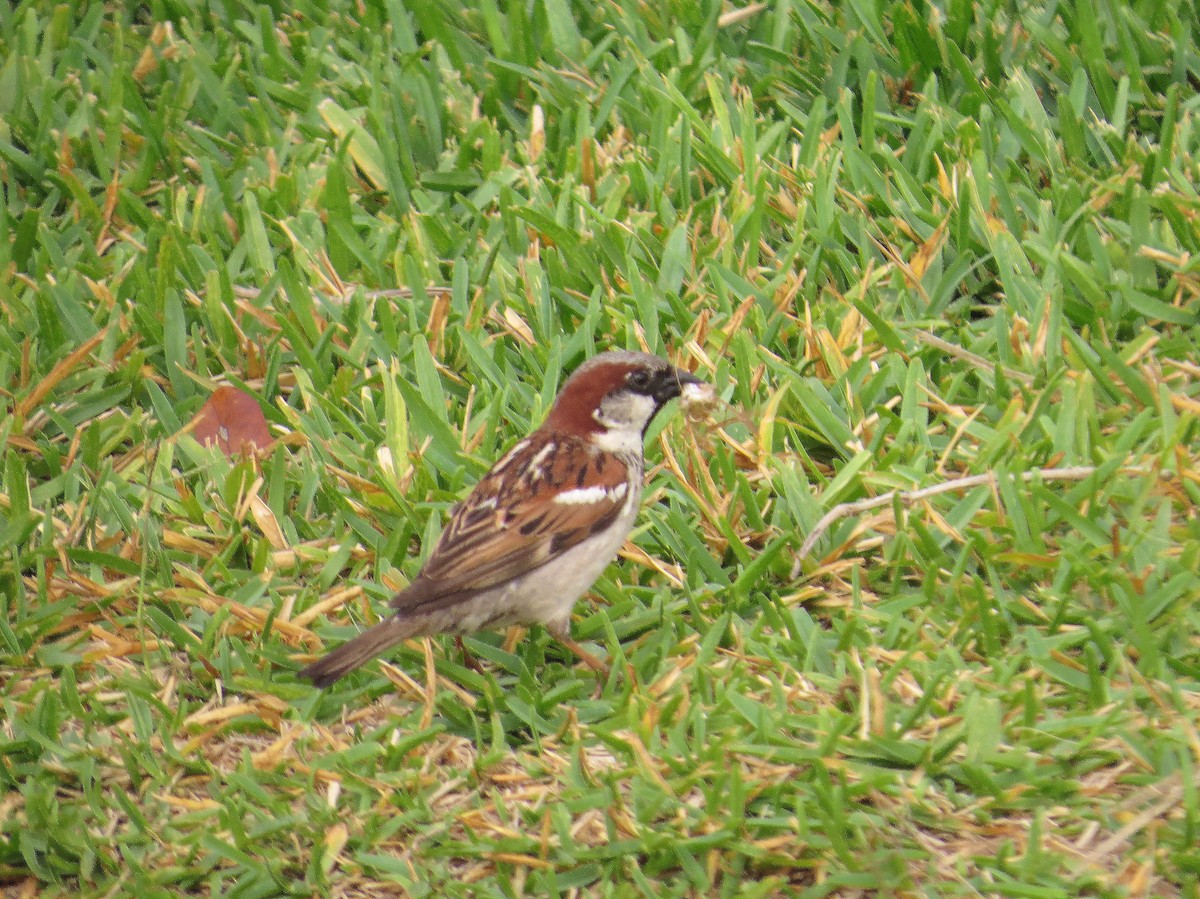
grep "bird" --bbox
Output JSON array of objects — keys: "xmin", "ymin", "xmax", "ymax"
[{"xmin": 298, "ymin": 350, "xmax": 710, "ymax": 687}]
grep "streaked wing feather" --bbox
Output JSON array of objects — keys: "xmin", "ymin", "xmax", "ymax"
[{"xmin": 390, "ymin": 434, "xmax": 630, "ymax": 616}]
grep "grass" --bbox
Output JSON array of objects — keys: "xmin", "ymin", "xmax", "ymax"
[{"xmin": 2, "ymin": 0, "xmax": 1199, "ymax": 895}]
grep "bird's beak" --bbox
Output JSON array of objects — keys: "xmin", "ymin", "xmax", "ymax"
[{"xmin": 653, "ymin": 367, "xmax": 705, "ymax": 404}]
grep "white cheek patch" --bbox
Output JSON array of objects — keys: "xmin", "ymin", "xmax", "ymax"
[
  {"xmin": 594, "ymin": 393, "xmax": 657, "ymax": 431},
  {"xmin": 553, "ymin": 481, "xmax": 629, "ymax": 505}
]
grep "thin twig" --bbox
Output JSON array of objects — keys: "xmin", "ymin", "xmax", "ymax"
[
  {"xmin": 913, "ymin": 329, "xmax": 1036, "ymax": 387},
  {"xmin": 231, "ymin": 284, "xmax": 453, "ymax": 303},
  {"xmin": 793, "ymin": 464, "xmax": 1156, "ymax": 573}
]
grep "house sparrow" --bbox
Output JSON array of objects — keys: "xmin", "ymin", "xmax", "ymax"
[{"xmin": 298, "ymin": 350, "xmax": 708, "ymax": 687}]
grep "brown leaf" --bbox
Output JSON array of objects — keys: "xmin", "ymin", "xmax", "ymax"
[{"xmin": 186, "ymin": 386, "xmax": 273, "ymax": 457}]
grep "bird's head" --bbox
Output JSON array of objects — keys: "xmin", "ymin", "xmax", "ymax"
[{"xmin": 544, "ymin": 351, "xmax": 707, "ymax": 450}]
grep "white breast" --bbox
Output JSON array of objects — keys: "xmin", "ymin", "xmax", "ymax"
[{"xmin": 510, "ymin": 479, "xmax": 642, "ymax": 631}]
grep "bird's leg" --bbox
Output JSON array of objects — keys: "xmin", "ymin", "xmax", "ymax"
[
  {"xmin": 546, "ymin": 623, "xmax": 610, "ymax": 677},
  {"xmin": 455, "ymin": 636, "xmax": 487, "ymax": 674}
]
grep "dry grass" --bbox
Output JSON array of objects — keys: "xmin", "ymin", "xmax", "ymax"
[{"xmin": 3, "ymin": 0, "xmax": 1199, "ymax": 895}]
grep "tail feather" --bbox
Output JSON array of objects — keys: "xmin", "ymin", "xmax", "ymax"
[{"xmin": 298, "ymin": 618, "xmax": 416, "ymax": 688}]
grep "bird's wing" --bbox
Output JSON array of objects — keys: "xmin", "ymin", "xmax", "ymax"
[{"xmin": 391, "ymin": 434, "xmax": 633, "ymax": 616}]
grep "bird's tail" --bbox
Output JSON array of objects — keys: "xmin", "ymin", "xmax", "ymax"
[{"xmin": 298, "ymin": 618, "xmax": 416, "ymax": 688}]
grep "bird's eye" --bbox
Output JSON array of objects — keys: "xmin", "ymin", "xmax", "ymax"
[{"xmin": 627, "ymin": 369, "xmax": 653, "ymax": 390}]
